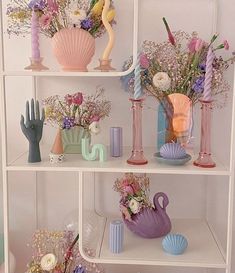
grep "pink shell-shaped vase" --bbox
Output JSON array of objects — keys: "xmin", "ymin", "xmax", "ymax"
[
  {"xmin": 51, "ymin": 28, "xmax": 95, "ymax": 71},
  {"xmin": 123, "ymin": 192, "xmax": 172, "ymax": 238}
]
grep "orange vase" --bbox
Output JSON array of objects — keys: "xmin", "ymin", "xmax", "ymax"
[{"xmin": 51, "ymin": 28, "xmax": 95, "ymax": 71}]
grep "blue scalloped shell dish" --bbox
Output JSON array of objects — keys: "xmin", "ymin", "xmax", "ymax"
[
  {"xmin": 160, "ymin": 143, "xmax": 187, "ymax": 159},
  {"xmin": 154, "ymin": 152, "xmax": 191, "ymax": 166},
  {"xmin": 162, "ymin": 234, "xmax": 188, "ymax": 255}
]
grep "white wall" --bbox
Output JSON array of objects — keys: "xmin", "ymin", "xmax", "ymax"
[{"xmin": 1, "ymin": 0, "xmax": 235, "ymax": 273}]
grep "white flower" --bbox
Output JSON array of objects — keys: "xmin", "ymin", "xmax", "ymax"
[
  {"xmin": 40, "ymin": 253, "xmax": 57, "ymax": 271},
  {"xmin": 89, "ymin": 121, "xmax": 101, "ymax": 135},
  {"xmin": 129, "ymin": 198, "xmax": 140, "ymax": 214},
  {"xmin": 153, "ymin": 72, "xmax": 171, "ymax": 91},
  {"xmin": 67, "ymin": 5, "xmax": 87, "ymax": 25}
]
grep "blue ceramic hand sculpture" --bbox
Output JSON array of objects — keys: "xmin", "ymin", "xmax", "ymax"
[{"xmin": 20, "ymin": 99, "xmax": 45, "ymax": 163}]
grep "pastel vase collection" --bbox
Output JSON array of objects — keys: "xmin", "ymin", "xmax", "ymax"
[
  {"xmin": 51, "ymin": 28, "xmax": 95, "ymax": 71},
  {"xmin": 123, "ymin": 192, "xmax": 171, "ymax": 238}
]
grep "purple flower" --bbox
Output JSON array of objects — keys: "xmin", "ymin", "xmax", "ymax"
[
  {"xmin": 81, "ymin": 18, "xmax": 93, "ymax": 30},
  {"xmin": 63, "ymin": 117, "xmax": 75, "ymax": 129},
  {"xmin": 192, "ymin": 76, "xmax": 205, "ymax": 93},
  {"xmin": 28, "ymin": 0, "xmax": 46, "ymax": 10},
  {"xmin": 73, "ymin": 266, "xmax": 86, "ymax": 273},
  {"xmin": 199, "ymin": 63, "xmax": 206, "ymax": 73}
]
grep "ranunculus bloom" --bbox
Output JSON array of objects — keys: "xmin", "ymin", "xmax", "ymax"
[
  {"xmin": 65, "ymin": 94, "xmax": 73, "ymax": 105},
  {"xmin": 195, "ymin": 39, "xmax": 205, "ymax": 52},
  {"xmin": 223, "ymin": 40, "xmax": 229, "ymax": 50},
  {"xmin": 123, "ymin": 185, "xmax": 134, "ymax": 195},
  {"xmin": 72, "ymin": 92, "xmax": 83, "ymax": 105},
  {"xmin": 89, "ymin": 121, "xmax": 101, "ymax": 135},
  {"xmin": 129, "ymin": 198, "xmax": 140, "ymax": 214},
  {"xmin": 132, "ymin": 181, "xmax": 141, "ymax": 193},
  {"xmin": 90, "ymin": 115, "xmax": 100, "ymax": 122},
  {"xmin": 140, "ymin": 53, "xmax": 149, "ymax": 69},
  {"xmin": 153, "ymin": 72, "xmax": 171, "ymax": 91},
  {"xmin": 39, "ymin": 14, "xmax": 52, "ymax": 29},
  {"xmin": 40, "ymin": 253, "xmax": 57, "ymax": 271}
]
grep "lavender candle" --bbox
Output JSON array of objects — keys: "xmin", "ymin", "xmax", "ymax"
[
  {"xmin": 109, "ymin": 220, "xmax": 124, "ymax": 254},
  {"xmin": 110, "ymin": 127, "xmax": 123, "ymax": 157},
  {"xmin": 203, "ymin": 47, "xmax": 215, "ymax": 101}
]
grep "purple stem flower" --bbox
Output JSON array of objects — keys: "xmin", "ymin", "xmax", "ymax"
[
  {"xmin": 192, "ymin": 76, "xmax": 205, "ymax": 93},
  {"xmin": 63, "ymin": 117, "xmax": 75, "ymax": 129},
  {"xmin": 81, "ymin": 18, "xmax": 93, "ymax": 30},
  {"xmin": 28, "ymin": 0, "xmax": 46, "ymax": 11}
]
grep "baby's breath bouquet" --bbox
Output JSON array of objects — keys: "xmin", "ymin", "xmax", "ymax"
[{"xmin": 7, "ymin": 0, "xmax": 116, "ymax": 38}]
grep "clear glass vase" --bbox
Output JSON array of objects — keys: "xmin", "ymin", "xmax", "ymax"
[
  {"xmin": 127, "ymin": 98, "xmax": 148, "ymax": 165},
  {"xmin": 194, "ymin": 100, "xmax": 216, "ymax": 168}
]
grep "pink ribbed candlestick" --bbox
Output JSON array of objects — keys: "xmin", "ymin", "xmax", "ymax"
[
  {"xmin": 31, "ymin": 10, "xmax": 40, "ymax": 60},
  {"xmin": 203, "ymin": 47, "xmax": 215, "ymax": 101}
]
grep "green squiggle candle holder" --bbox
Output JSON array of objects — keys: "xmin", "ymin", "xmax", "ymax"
[{"xmin": 81, "ymin": 138, "xmax": 107, "ymax": 162}]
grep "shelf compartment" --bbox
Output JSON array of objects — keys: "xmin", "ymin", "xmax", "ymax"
[
  {"xmin": 80, "ymin": 216, "xmax": 226, "ymax": 269},
  {"xmin": 7, "ymin": 147, "xmax": 230, "ymax": 176}
]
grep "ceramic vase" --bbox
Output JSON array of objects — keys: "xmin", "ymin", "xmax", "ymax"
[
  {"xmin": 62, "ymin": 126, "xmax": 90, "ymax": 154},
  {"xmin": 51, "ymin": 28, "xmax": 95, "ymax": 71},
  {"xmin": 157, "ymin": 94, "xmax": 192, "ymax": 148},
  {"xmin": 123, "ymin": 192, "xmax": 171, "ymax": 238}
]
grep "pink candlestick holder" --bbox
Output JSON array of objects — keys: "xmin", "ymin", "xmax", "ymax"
[
  {"xmin": 25, "ymin": 57, "xmax": 48, "ymax": 71},
  {"xmin": 194, "ymin": 100, "xmax": 216, "ymax": 168},
  {"xmin": 94, "ymin": 59, "xmax": 115, "ymax": 72},
  {"xmin": 127, "ymin": 98, "xmax": 148, "ymax": 165}
]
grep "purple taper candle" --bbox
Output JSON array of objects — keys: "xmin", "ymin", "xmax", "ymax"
[
  {"xmin": 110, "ymin": 127, "xmax": 123, "ymax": 157},
  {"xmin": 31, "ymin": 10, "xmax": 41, "ymax": 61},
  {"xmin": 203, "ymin": 47, "xmax": 215, "ymax": 101}
]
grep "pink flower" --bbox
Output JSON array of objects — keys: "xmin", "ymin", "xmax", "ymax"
[
  {"xmin": 223, "ymin": 40, "xmax": 229, "ymax": 50},
  {"xmin": 163, "ymin": 17, "xmax": 176, "ymax": 46},
  {"xmin": 195, "ymin": 39, "xmax": 205, "ymax": 52},
  {"xmin": 90, "ymin": 115, "xmax": 100, "ymax": 122},
  {"xmin": 47, "ymin": 0, "xmax": 59, "ymax": 14},
  {"xmin": 188, "ymin": 37, "xmax": 205, "ymax": 53},
  {"xmin": 72, "ymin": 92, "xmax": 83, "ymax": 105},
  {"xmin": 39, "ymin": 14, "xmax": 52, "ymax": 29},
  {"xmin": 120, "ymin": 179, "xmax": 129, "ymax": 188},
  {"xmin": 120, "ymin": 205, "xmax": 132, "ymax": 222},
  {"xmin": 140, "ymin": 53, "xmax": 149, "ymax": 69},
  {"xmin": 65, "ymin": 94, "xmax": 73, "ymax": 105},
  {"xmin": 123, "ymin": 185, "xmax": 134, "ymax": 195},
  {"xmin": 132, "ymin": 181, "xmax": 141, "ymax": 193}
]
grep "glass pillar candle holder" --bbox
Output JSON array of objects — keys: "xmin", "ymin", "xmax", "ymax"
[
  {"xmin": 194, "ymin": 100, "xmax": 216, "ymax": 168},
  {"xmin": 127, "ymin": 98, "xmax": 148, "ymax": 165}
]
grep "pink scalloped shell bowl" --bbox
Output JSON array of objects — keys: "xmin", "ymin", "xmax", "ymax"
[{"xmin": 51, "ymin": 28, "xmax": 95, "ymax": 71}]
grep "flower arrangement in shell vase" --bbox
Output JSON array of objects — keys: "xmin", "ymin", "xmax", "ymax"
[
  {"xmin": 113, "ymin": 173, "xmax": 171, "ymax": 238},
  {"xmin": 7, "ymin": 0, "xmax": 116, "ymax": 71},
  {"xmin": 43, "ymin": 87, "xmax": 111, "ymax": 154},
  {"xmin": 121, "ymin": 18, "xmax": 235, "ymax": 145}
]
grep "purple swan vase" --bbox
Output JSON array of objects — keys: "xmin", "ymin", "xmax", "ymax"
[{"xmin": 123, "ymin": 192, "xmax": 171, "ymax": 238}]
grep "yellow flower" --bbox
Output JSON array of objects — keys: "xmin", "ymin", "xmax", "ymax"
[
  {"xmin": 10, "ymin": 10, "xmax": 29, "ymax": 22},
  {"xmin": 91, "ymin": 0, "xmax": 104, "ymax": 16},
  {"xmin": 107, "ymin": 9, "xmax": 115, "ymax": 22},
  {"xmin": 45, "ymin": 106, "xmax": 53, "ymax": 118}
]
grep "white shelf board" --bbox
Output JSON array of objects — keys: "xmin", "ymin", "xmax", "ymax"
[
  {"xmin": 7, "ymin": 147, "xmax": 230, "ymax": 175},
  {"xmin": 82, "ymin": 218, "xmax": 226, "ymax": 268},
  {"xmin": 1, "ymin": 70, "xmax": 133, "ymax": 77}
]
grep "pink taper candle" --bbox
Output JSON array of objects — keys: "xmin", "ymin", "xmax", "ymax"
[
  {"xmin": 203, "ymin": 47, "xmax": 215, "ymax": 101},
  {"xmin": 31, "ymin": 10, "xmax": 40, "ymax": 61}
]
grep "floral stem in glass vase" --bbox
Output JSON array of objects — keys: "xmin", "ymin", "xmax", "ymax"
[
  {"xmin": 127, "ymin": 98, "xmax": 148, "ymax": 165},
  {"xmin": 194, "ymin": 100, "xmax": 216, "ymax": 168}
]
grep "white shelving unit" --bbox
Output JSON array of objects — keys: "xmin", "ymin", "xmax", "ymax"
[{"xmin": 1, "ymin": 0, "xmax": 235, "ymax": 273}]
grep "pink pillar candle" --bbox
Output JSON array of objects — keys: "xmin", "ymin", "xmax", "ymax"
[
  {"xmin": 31, "ymin": 10, "xmax": 41, "ymax": 61},
  {"xmin": 203, "ymin": 47, "xmax": 215, "ymax": 101}
]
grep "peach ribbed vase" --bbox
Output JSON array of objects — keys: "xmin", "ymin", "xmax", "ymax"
[{"xmin": 52, "ymin": 28, "xmax": 95, "ymax": 71}]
